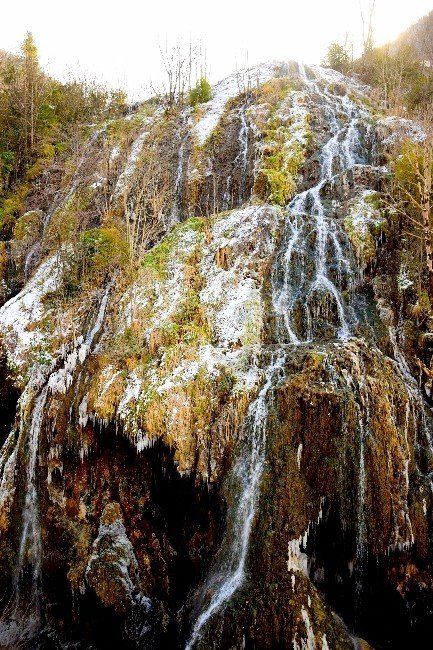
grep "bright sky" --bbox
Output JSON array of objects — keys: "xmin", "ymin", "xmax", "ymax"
[{"xmin": 0, "ymin": 0, "xmax": 432, "ymax": 98}]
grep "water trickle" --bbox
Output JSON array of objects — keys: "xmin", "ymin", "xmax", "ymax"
[
  {"xmin": 170, "ymin": 112, "xmax": 191, "ymax": 225},
  {"xmin": 0, "ymin": 283, "xmax": 113, "ymax": 645},
  {"xmin": 186, "ymin": 65, "xmax": 377, "ymax": 647},
  {"xmin": 185, "ymin": 353, "xmax": 286, "ymax": 649},
  {"xmin": 24, "ymin": 127, "xmax": 107, "ymax": 279},
  {"xmin": 235, "ymin": 103, "xmax": 251, "ymax": 205},
  {"xmin": 272, "ymin": 64, "xmax": 367, "ymax": 344},
  {"xmin": 185, "ymin": 63, "xmax": 385, "ymax": 646},
  {"xmin": 339, "ymin": 359, "xmax": 370, "ymax": 564},
  {"xmin": 0, "ymin": 386, "xmax": 48, "ymax": 645}
]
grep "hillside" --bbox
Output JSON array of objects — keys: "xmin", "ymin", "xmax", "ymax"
[
  {"xmin": 394, "ymin": 9, "xmax": 433, "ymax": 64},
  {"xmin": 0, "ymin": 53, "xmax": 432, "ymax": 649}
]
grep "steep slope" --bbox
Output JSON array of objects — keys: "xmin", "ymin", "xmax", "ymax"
[
  {"xmin": 0, "ymin": 61, "xmax": 432, "ymax": 649},
  {"xmin": 394, "ymin": 9, "xmax": 433, "ymax": 64}
]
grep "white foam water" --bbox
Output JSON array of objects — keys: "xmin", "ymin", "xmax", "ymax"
[{"xmin": 185, "ymin": 353, "xmax": 285, "ymax": 649}]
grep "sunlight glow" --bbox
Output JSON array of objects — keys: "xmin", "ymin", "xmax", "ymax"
[{"xmin": 0, "ymin": 0, "xmax": 432, "ymax": 97}]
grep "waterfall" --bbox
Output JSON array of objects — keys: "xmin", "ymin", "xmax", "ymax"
[
  {"xmin": 235, "ymin": 103, "xmax": 251, "ymax": 204},
  {"xmin": 85, "ymin": 281, "xmax": 112, "ymax": 347},
  {"xmin": 185, "ymin": 353, "xmax": 286, "ymax": 649},
  {"xmin": 186, "ymin": 63, "xmax": 374, "ymax": 647},
  {"xmin": 16, "ymin": 387, "xmax": 48, "ymax": 592},
  {"xmin": 272, "ymin": 64, "xmax": 366, "ymax": 344},
  {"xmin": 24, "ymin": 127, "xmax": 106, "ymax": 279},
  {"xmin": 170, "ymin": 111, "xmax": 191, "ymax": 225},
  {"xmin": 222, "ymin": 102, "xmax": 251, "ymax": 210},
  {"xmin": 0, "ymin": 283, "xmax": 112, "ymax": 645},
  {"xmin": 0, "ymin": 387, "xmax": 49, "ymax": 645}
]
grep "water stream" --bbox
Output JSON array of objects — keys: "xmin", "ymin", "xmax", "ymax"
[
  {"xmin": 0, "ymin": 283, "xmax": 112, "ymax": 645},
  {"xmin": 170, "ymin": 111, "xmax": 191, "ymax": 225},
  {"xmin": 186, "ymin": 63, "xmax": 373, "ymax": 647},
  {"xmin": 272, "ymin": 63, "xmax": 367, "ymax": 344},
  {"xmin": 235, "ymin": 102, "xmax": 251, "ymax": 205},
  {"xmin": 185, "ymin": 352, "xmax": 286, "ymax": 649}
]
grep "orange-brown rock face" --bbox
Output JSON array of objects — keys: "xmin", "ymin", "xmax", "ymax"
[{"xmin": 1, "ymin": 61, "xmax": 433, "ymax": 650}]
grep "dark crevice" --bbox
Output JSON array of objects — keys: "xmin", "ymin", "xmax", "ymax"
[
  {"xmin": 40, "ymin": 425, "xmax": 226, "ymax": 648},
  {"xmin": 0, "ymin": 347, "xmax": 20, "ymax": 447}
]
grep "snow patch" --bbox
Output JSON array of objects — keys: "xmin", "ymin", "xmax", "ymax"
[
  {"xmin": 378, "ymin": 116, "xmax": 426, "ymax": 146},
  {"xmin": 113, "ymin": 117, "xmax": 154, "ymax": 197},
  {"xmin": 0, "ymin": 256, "xmax": 61, "ymax": 367},
  {"xmin": 192, "ymin": 64, "xmax": 276, "ymax": 146}
]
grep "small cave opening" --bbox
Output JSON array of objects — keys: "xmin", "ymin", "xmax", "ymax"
[
  {"xmin": 41, "ymin": 422, "xmax": 226, "ymax": 649},
  {"xmin": 306, "ymin": 503, "xmax": 426, "ymax": 649}
]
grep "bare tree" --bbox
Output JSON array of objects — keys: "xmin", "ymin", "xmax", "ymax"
[
  {"xmin": 121, "ymin": 121, "xmax": 172, "ymax": 264},
  {"xmin": 360, "ymin": 0, "xmax": 375, "ymax": 57},
  {"xmin": 412, "ymin": 10, "xmax": 433, "ymax": 67},
  {"xmin": 156, "ymin": 40, "xmax": 207, "ymax": 108}
]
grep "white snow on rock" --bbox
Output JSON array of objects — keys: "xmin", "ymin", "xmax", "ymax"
[
  {"xmin": 117, "ymin": 371, "xmax": 143, "ymax": 433},
  {"xmin": 0, "ymin": 256, "xmax": 61, "ymax": 367},
  {"xmin": 121, "ymin": 225, "xmax": 199, "ymax": 333},
  {"xmin": 85, "ymin": 503, "xmax": 152, "ymax": 612},
  {"xmin": 276, "ymin": 91, "xmax": 310, "ymax": 144},
  {"xmin": 309, "ymin": 64, "xmax": 371, "ymax": 96},
  {"xmin": 200, "ymin": 205, "xmax": 281, "ymax": 348},
  {"xmin": 347, "ymin": 190, "xmax": 384, "ymax": 232},
  {"xmin": 48, "ymin": 344, "xmax": 89, "ymax": 395},
  {"xmin": 113, "ymin": 116, "xmax": 154, "ymax": 198},
  {"xmin": 151, "ymin": 230, "xmax": 198, "ymax": 326},
  {"xmin": 378, "ymin": 116, "xmax": 426, "ymax": 146},
  {"xmin": 398, "ymin": 265, "xmax": 414, "ymax": 291},
  {"xmin": 192, "ymin": 64, "xmax": 277, "ymax": 146},
  {"xmin": 113, "ymin": 206, "xmax": 281, "ymax": 441}
]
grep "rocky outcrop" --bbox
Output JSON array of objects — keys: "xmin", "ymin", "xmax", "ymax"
[
  {"xmin": 0, "ymin": 61, "xmax": 432, "ymax": 649},
  {"xmin": 85, "ymin": 502, "xmax": 156, "ymax": 643}
]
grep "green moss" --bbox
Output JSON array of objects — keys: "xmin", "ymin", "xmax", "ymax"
[
  {"xmin": 257, "ymin": 168, "xmax": 296, "ymax": 206},
  {"xmin": 0, "ymin": 182, "xmax": 31, "ymax": 238},
  {"xmin": 79, "ymin": 226, "xmax": 128, "ymax": 275},
  {"xmin": 253, "ymin": 88, "xmax": 308, "ymax": 206},
  {"xmin": 141, "ymin": 236, "xmax": 174, "ymax": 278},
  {"xmin": 255, "ymin": 77, "xmax": 299, "ymax": 104},
  {"xmin": 364, "ymin": 192, "xmax": 382, "ymax": 210},
  {"xmin": 43, "ymin": 186, "xmax": 95, "ymax": 253},
  {"xmin": 12, "ymin": 210, "xmax": 42, "ymax": 241},
  {"xmin": 141, "ymin": 216, "xmax": 205, "ymax": 278}
]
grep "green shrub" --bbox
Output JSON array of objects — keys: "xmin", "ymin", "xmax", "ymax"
[
  {"xmin": 323, "ymin": 43, "xmax": 351, "ymax": 73},
  {"xmin": 79, "ymin": 227, "xmax": 128, "ymax": 276},
  {"xmin": 189, "ymin": 78, "xmax": 212, "ymax": 107}
]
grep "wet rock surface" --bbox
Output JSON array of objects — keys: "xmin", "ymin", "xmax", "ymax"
[{"xmin": 0, "ymin": 62, "xmax": 433, "ymax": 649}]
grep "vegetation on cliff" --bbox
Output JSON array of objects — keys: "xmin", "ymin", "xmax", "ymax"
[{"xmin": 1, "ymin": 13, "xmax": 433, "ymax": 649}]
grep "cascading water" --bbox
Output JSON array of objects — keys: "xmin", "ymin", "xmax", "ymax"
[
  {"xmin": 235, "ymin": 103, "xmax": 251, "ymax": 204},
  {"xmin": 186, "ymin": 63, "xmax": 376, "ymax": 648},
  {"xmin": 0, "ymin": 387, "xmax": 49, "ymax": 645},
  {"xmin": 185, "ymin": 353, "xmax": 286, "ymax": 650},
  {"xmin": 170, "ymin": 111, "xmax": 191, "ymax": 225},
  {"xmin": 272, "ymin": 63, "xmax": 368, "ymax": 344},
  {"xmin": 16, "ymin": 387, "xmax": 47, "ymax": 586},
  {"xmin": 2, "ymin": 59, "xmax": 431, "ymax": 649},
  {"xmin": 222, "ymin": 102, "xmax": 252, "ymax": 211},
  {"xmin": 0, "ymin": 283, "xmax": 112, "ymax": 645},
  {"xmin": 388, "ymin": 322, "xmax": 433, "ymax": 501},
  {"xmin": 24, "ymin": 127, "xmax": 106, "ymax": 279}
]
